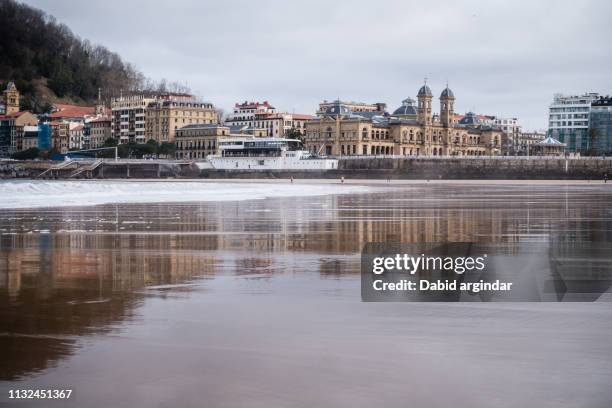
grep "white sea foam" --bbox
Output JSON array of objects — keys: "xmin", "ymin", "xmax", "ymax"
[{"xmin": 0, "ymin": 180, "xmax": 367, "ymax": 209}]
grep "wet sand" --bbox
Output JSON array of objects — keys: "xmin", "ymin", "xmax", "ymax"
[{"xmin": 1, "ymin": 182, "xmax": 611, "ymax": 407}]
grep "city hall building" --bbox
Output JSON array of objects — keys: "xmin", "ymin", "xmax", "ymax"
[{"xmin": 304, "ymin": 84, "xmax": 502, "ymax": 156}]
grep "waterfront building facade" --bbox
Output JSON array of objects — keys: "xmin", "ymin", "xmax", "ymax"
[
  {"xmin": 145, "ymin": 99, "xmax": 218, "ymax": 143},
  {"xmin": 589, "ymin": 96, "xmax": 612, "ymax": 155},
  {"xmin": 22, "ymin": 125, "xmax": 40, "ymax": 150},
  {"xmin": 112, "ymin": 92, "xmax": 218, "ymax": 145},
  {"xmin": 0, "ymin": 111, "xmax": 38, "ymax": 155},
  {"xmin": 492, "ymin": 116, "xmax": 521, "ymax": 154},
  {"xmin": 225, "ymin": 101, "xmax": 276, "ymax": 128},
  {"xmin": 515, "ymin": 131, "xmax": 546, "ymax": 155},
  {"xmin": 50, "ymin": 121, "xmax": 71, "ymax": 153},
  {"xmin": 88, "ymin": 117, "xmax": 112, "ymax": 149},
  {"xmin": 111, "ymin": 94, "xmax": 159, "ymax": 144},
  {"xmin": 548, "ymin": 93, "xmax": 598, "ymax": 153},
  {"xmin": 304, "ymin": 84, "xmax": 502, "ymax": 157},
  {"xmin": 175, "ymin": 124, "xmax": 252, "ymax": 159},
  {"xmin": 224, "ymin": 101, "xmax": 313, "ymax": 138},
  {"xmin": 69, "ymin": 124, "xmax": 85, "ymax": 150},
  {"xmin": 529, "ymin": 136, "xmax": 566, "ymax": 156}
]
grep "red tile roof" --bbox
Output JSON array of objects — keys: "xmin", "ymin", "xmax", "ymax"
[
  {"xmin": 0, "ymin": 111, "xmax": 30, "ymax": 119},
  {"xmin": 50, "ymin": 104, "xmax": 96, "ymax": 119},
  {"xmin": 290, "ymin": 114, "xmax": 314, "ymax": 120}
]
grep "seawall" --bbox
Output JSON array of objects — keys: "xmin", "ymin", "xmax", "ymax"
[{"xmin": 2, "ymin": 157, "xmax": 611, "ymax": 180}]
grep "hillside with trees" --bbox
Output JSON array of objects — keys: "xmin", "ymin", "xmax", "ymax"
[{"xmin": 0, "ymin": 0, "xmax": 189, "ymax": 112}]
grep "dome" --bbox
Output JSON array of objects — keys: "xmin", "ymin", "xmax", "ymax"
[
  {"xmin": 325, "ymin": 100, "xmax": 351, "ymax": 116},
  {"xmin": 417, "ymin": 84, "xmax": 432, "ymax": 97},
  {"xmin": 441, "ymin": 87, "xmax": 454, "ymax": 98},
  {"xmin": 392, "ymin": 98, "xmax": 418, "ymax": 116},
  {"xmin": 458, "ymin": 112, "xmax": 483, "ymax": 126}
]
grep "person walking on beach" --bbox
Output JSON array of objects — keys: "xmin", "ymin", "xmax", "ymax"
[
  {"xmin": 341, "ymin": 176, "xmax": 345, "ymax": 184},
  {"xmin": 290, "ymin": 176, "xmax": 294, "ymax": 183},
  {"xmin": 604, "ymin": 173, "xmax": 608, "ymax": 183}
]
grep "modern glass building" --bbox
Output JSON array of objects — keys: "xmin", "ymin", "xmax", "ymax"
[
  {"xmin": 38, "ymin": 123, "xmax": 52, "ymax": 150},
  {"xmin": 589, "ymin": 97, "xmax": 612, "ymax": 155},
  {"xmin": 547, "ymin": 93, "xmax": 599, "ymax": 153}
]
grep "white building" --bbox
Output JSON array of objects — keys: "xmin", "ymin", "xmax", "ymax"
[
  {"xmin": 69, "ymin": 123, "xmax": 85, "ymax": 150},
  {"xmin": 225, "ymin": 101, "xmax": 276, "ymax": 129},
  {"xmin": 225, "ymin": 101, "xmax": 313, "ymax": 137},
  {"xmin": 548, "ymin": 93, "xmax": 599, "ymax": 153},
  {"xmin": 492, "ymin": 116, "xmax": 521, "ymax": 154},
  {"xmin": 516, "ymin": 131, "xmax": 546, "ymax": 155}
]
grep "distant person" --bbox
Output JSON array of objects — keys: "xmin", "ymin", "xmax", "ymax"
[
  {"xmin": 341, "ymin": 176, "xmax": 345, "ymax": 184},
  {"xmin": 604, "ymin": 173, "xmax": 608, "ymax": 184},
  {"xmin": 290, "ymin": 176, "xmax": 294, "ymax": 183}
]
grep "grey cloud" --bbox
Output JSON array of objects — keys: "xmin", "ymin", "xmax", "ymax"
[{"xmin": 22, "ymin": 0, "xmax": 612, "ymax": 130}]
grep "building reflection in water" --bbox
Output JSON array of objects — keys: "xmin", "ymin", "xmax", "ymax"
[{"xmin": 1, "ymin": 184, "xmax": 611, "ymax": 380}]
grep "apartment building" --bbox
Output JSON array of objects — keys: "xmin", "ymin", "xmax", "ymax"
[
  {"xmin": 145, "ymin": 99, "xmax": 218, "ymax": 143},
  {"xmin": 589, "ymin": 96, "xmax": 612, "ymax": 155},
  {"xmin": 492, "ymin": 116, "xmax": 521, "ymax": 154},
  {"xmin": 50, "ymin": 121, "xmax": 71, "ymax": 153},
  {"xmin": 111, "ymin": 94, "xmax": 158, "ymax": 144},
  {"xmin": 0, "ymin": 111, "xmax": 38, "ymax": 155},
  {"xmin": 88, "ymin": 117, "xmax": 112, "ymax": 149},
  {"xmin": 548, "ymin": 93, "xmax": 599, "ymax": 153},
  {"xmin": 225, "ymin": 101, "xmax": 313, "ymax": 137}
]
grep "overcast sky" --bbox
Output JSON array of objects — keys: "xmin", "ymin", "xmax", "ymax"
[{"xmin": 23, "ymin": 0, "xmax": 612, "ymax": 130}]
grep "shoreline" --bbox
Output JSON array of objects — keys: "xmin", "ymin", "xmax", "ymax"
[{"xmin": 2, "ymin": 178, "xmax": 609, "ymax": 185}]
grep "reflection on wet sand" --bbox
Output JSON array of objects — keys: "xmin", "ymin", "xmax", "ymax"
[{"xmin": 1, "ymin": 184, "xmax": 611, "ymax": 406}]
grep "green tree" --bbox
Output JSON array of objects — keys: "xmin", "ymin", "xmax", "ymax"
[
  {"xmin": 12, "ymin": 147, "xmax": 39, "ymax": 160},
  {"xmin": 146, "ymin": 139, "xmax": 159, "ymax": 155},
  {"xmin": 103, "ymin": 137, "xmax": 118, "ymax": 147},
  {"xmin": 285, "ymin": 127, "xmax": 304, "ymax": 141},
  {"xmin": 159, "ymin": 142, "xmax": 176, "ymax": 158},
  {"xmin": 586, "ymin": 128, "xmax": 600, "ymax": 156}
]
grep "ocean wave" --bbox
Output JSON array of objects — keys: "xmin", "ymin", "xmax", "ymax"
[{"xmin": 0, "ymin": 180, "xmax": 367, "ymax": 209}]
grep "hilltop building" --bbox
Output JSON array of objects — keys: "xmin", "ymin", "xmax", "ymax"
[
  {"xmin": 304, "ymin": 83, "xmax": 502, "ymax": 156},
  {"xmin": 3, "ymin": 82, "xmax": 20, "ymax": 115}
]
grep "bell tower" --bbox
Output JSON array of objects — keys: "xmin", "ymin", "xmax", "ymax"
[
  {"xmin": 417, "ymin": 79, "xmax": 433, "ymax": 125},
  {"xmin": 440, "ymin": 84, "xmax": 455, "ymax": 128},
  {"xmin": 3, "ymin": 82, "xmax": 20, "ymax": 115},
  {"xmin": 95, "ymin": 88, "xmax": 105, "ymax": 116}
]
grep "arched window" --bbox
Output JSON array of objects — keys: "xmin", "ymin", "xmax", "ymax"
[
  {"xmin": 326, "ymin": 127, "xmax": 332, "ymax": 139},
  {"xmin": 362, "ymin": 127, "xmax": 368, "ymax": 139}
]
